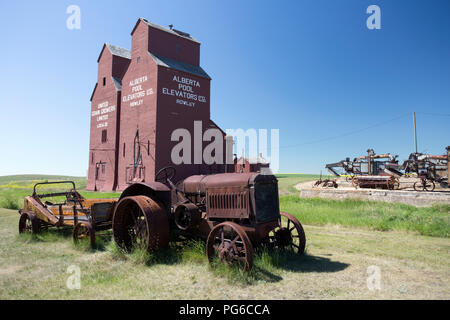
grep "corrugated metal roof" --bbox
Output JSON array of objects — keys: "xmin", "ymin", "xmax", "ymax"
[
  {"xmin": 106, "ymin": 43, "xmax": 131, "ymax": 59},
  {"xmin": 148, "ymin": 52, "xmax": 211, "ymax": 79},
  {"xmin": 139, "ymin": 18, "xmax": 200, "ymax": 44}
]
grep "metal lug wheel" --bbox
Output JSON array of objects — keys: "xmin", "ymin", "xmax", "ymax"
[
  {"xmin": 414, "ymin": 179, "xmax": 435, "ymax": 192},
  {"xmin": 265, "ymin": 212, "xmax": 306, "ymax": 255},
  {"xmin": 113, "ymin": 196, "xmax": 169, "ymax": 253},
  {"xmin": 73, "ymin": 222, "xmax": 96, "ymax": 247},
  {"xmin": 19, "ymin": 212, "xmax": 40, "ymax": 234},
  {"xmin": 206, "ymin": 222, "xmax": 254, "ymax": 271}
]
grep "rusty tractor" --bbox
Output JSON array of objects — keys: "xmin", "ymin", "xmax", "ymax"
[
  {"xmin": 112, "ymin": 166, "xmax": 306, "ymax": 271},
  {"xmin": 18, "ymin": 181, "xmax": 117, "ymax": 247}
]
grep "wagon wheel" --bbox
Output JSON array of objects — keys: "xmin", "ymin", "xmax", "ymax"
[
  {"xmin": 73, "ymin": 222, "xmax": 96, "ymax": 247},
  {"xmin": 392, "ymin": 177, "xmax": 400, "ymax": 190},
  {"xmin": 19, "ymin": 212, "xmax": 40, "ymax": 234},
  {"xmin": 352, "ymin": 176, "xmax": 359, "ymax": 189},
  {"xmin": 264, "ymin": 212, "xmax": 306, "ymax": 255},
  {"xmin": 413, "ymin": 181, "xmax": 422, "ymax": 191},
  {"xmin": 413, "ymin": 179, "xmax": 435, "ymax": 192},
  {"xmin": 423, "ymin": 180, "xmax": 435, "ymax": 192},
  {"xmin": 206, "ymin": 222, "xmax": 254, "ymax": 271},
  {"xmin": 113, "ymin": 196, "xmax": 169, "ymax": 253}
]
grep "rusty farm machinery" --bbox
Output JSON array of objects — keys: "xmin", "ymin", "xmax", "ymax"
[
  {"xmin": 18, "ymin": 181, "xmax": 116, "ymax": 246},
  {"xmin": 324, "ymin": 149, "xmax": 401, "ymax": 190},
  {"xmin": 18, "ymin": 168, "xmax": 306, "ymax": 271},
  {"xmin": 312, "ymin": 172, "xmax": 338, "ymax": 188},
  {"xmin": 402, "ymin": 146, "xmax": 450, "ymax": 191},
  {"xmin": 324, "ymin": 147, "xmax": 449, "ymax": 191}
]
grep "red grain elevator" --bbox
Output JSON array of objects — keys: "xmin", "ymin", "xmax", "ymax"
[{"xmin": 87, "ymin": 18, "xmax": 227, "ymax": 191}]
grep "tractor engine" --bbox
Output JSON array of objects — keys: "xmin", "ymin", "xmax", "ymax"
[{"xmin": 175, "ymin": 172, "xmax": 280, "ymax": 230}]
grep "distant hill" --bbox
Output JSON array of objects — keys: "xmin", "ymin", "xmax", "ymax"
[{"xmin": 0, "ymin": 174, "xmax": 86, "ymax": 185}]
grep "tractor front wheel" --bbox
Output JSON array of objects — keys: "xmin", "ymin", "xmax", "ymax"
[
  {"xmin": 206, "ymin": 222, "xmax": 254, "ymax": 271},
  {"xmin": 264, "ymin": 212, "xmax": 306, "ymax": 255}
]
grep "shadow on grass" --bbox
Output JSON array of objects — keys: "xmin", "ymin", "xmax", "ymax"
[
  {"xmin": 275, "ymin": 252, "xmax": 350, "ymax": 273},
  {"xmin": 206, "ymin": 248, "xmax": 349, "ymax": 285},
  {"xmin": 107, "ymin": 240, "xmax": 186, "ymax": 267},
  {"xmin": 17, "ymin": 227, "xmax": 113, "ymax": 253},
  {"xmin": 106, "ymin": 237, "xmax": 349, "ymax": 285}
]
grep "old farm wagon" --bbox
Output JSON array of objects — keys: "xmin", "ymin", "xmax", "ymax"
[{"xmin": 18, "ymin": 181, "xmax": 116, "ymax": 246}]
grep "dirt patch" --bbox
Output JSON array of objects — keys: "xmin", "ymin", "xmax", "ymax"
[{"xmin": 0, "ymin": 265, "xmax": 23, "ymax": 275}]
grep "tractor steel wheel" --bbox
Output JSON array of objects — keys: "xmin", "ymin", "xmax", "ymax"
[
  {"xmin": 265, "ymin": 212, "xmax": 306, "ymax": 255},
  {"xmin": 413, "ymin": 181, "xmax": 422, "ymax": 191},
  {"xmin": 73, "ymin": 222, "xmax": 96, "ymax": 248},
  {"xmin": 206, "ymin": 222, "xmax": 254, "ymax": 271},
  {"xmin": 113, "ymin": 196, "xmax": 169, "ymax": 253},
  {"xmin": 19, "ymin": 212, "xmax": 40, "ymax": 234}
]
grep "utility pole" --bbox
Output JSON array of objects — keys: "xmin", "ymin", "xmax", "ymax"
[{"xmin": 413, "ymin": 112, "xmax": 418, "ymax": 153}]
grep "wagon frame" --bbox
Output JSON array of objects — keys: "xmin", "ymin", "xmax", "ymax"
[{"xmin": 18, "ymin": 181, "xmax": 117, "ymax": 247}]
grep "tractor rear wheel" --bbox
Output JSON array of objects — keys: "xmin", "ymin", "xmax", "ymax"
[
  {"xmin": 113, "ymin": 196, "xmax": 169, "ymax": 253},
  {"xmin": 19, "ymin": 212, "xmax": 40, "ymax": 234},
  {"xmin": 206, "ymin": 222, "xmax": 254, "ymax": 271},
  {"xmin": 73, "ymin": 222, "xmax": 96, "ymax": 248}
]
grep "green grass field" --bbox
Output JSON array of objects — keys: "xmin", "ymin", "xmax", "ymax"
[
  {"xmin": 276, "ymin": 173, "xmax": 331, "ymax": 195},
  {"xmin": 0, "ymin": 175, "xmax": 120, "ymax": 210},
  {"xmin": 275, "ymin": 174, "xmax": 450, "ymax": 238},
  {"xmin": 0, "ymin": 174, "xmax": 448, "ymax": 237}
]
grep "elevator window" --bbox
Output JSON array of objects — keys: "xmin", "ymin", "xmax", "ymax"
[{"xmin": 101, "ymin": 130, "xmax": 107, "ymax": 143}]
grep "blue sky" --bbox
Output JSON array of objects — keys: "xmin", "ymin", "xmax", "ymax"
[{"xmin": 0, "ymin": 0, "xmax": 449, "ymax": 176}]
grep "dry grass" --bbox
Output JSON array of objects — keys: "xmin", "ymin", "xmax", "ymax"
[{"xmin": 1, "ymin": 208, "xmax": 448, "ymax": 299}]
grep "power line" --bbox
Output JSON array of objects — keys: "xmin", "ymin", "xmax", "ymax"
[{"xmin": 258, "ymin": 112, "xmax": 410, "ymax": 151}]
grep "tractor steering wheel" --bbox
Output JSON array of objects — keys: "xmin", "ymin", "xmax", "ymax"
[{"xmin": 155, "ymin": 166, "xmax": 176, "ymax": 183}]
